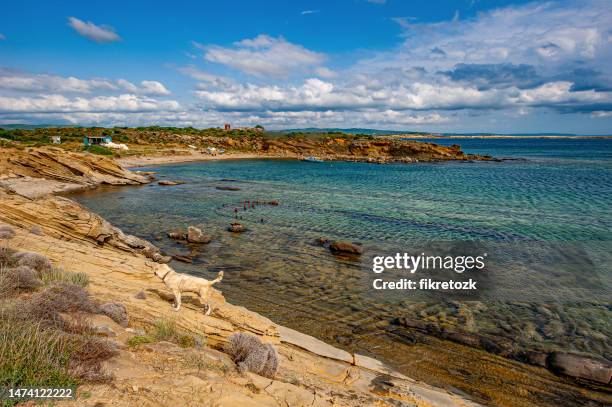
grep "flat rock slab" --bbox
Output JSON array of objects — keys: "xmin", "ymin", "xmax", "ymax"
[
  {"xmin": 278, "ymin": 325, "xmax": 353, "ymax": 364},
  {"xmin": 353, "ymin": 354, "xmax": 408, "ymax": 380}
]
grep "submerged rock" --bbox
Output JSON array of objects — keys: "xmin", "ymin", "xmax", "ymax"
[
  {"xmin": 186, "ymin": 226, "xmax": 212, "ymax": 244},
  {"xmin": 172, "ymin": 254, "xmax": 193, "ymax": 263},
  {"xmin": 227, "ymin": 222, "xmax": 246, "ymax": 233},
  {"xmin": 216, "ymin": 186, "xmax": 241, "ymax": 191},
  {"xmin": 158, "ymin": 180, "xmax": 185, "ymax": 186},
  {"xmin": 547, "ymin": 352, "xmax": 612, "ymax": 384},
  {"xmin": 167, "ymin": 229, "xmax": 186, "ymax": 240},
  {"xmin": 329, "ymin": 241, "xmax": 363, "ymax": 255},
  {"xmin": 315, "ymin": 237, "xmax": 330, "ymax": 246}
]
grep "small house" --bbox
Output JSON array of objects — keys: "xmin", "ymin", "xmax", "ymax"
[
  {"xmin": 83, "ymin": 135, "xmax": 112, "ymax": 146},
  {"xmin": 50, "ymin": 136, "xmax": 61, "ymax": 144}
]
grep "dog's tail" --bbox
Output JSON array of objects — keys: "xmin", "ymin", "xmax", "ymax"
[{"xmin": 210, "ymin": 270, "xmax": 224, "ymax": 285}]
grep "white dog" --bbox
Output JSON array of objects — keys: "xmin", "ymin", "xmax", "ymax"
[{"xmin": 154, "ymin": 264, "xmax": 223, "ymax": 315}]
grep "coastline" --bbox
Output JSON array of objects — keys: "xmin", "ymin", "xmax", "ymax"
[
  {"xmin": 0, "ymin": 147, "xmax": 483, "ymax": 407},
  {"xmin": 2, "ymin": 146, "xmax": 610, "ymax": 407},
  {"xmin": 117, "ymin": 152, "xmax": 270, "ymax": 168}
]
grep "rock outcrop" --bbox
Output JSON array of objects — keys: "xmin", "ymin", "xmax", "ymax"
[
  {"xmin": 548, "ymin": 353, "xmax": 612, "ymax": 385},
  {"xmin": 158, "ymin": 180, "xmax": 185, "ymax": 186},
  {"xmin": 0, "ymin": 147, "xmax": 149, "ymax": 198},
  {"xmin": 187, "ymin": 226, "xmax": 212, "ymax": 244},
  {"xmin": 329, "ymin": 241, "xmax": 363, "ymax": 255},
  {"xmin": 228, "ymin": 222, "xmax": 246, "ymax": 233}
]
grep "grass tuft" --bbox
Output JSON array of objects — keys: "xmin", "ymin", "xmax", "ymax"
[
  {"xmin": 0, "ymin": 317, "xmax": 76, "ymax": 403},
  {"xmin": 152, "ymin": 318, "xmax": 178, "ymax": 342},
  {"xmin": 39, "ymin": 267, "xmax": 89, "ymax": 287}
]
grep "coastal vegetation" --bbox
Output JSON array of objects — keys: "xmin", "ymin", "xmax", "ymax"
[
  {"xmin": 0, "ymin": 237, "xmax": 116, "ymax": 406},
  {"xmin": 0, "ymin": 126, "xmax": 484, "ymax": 163}
]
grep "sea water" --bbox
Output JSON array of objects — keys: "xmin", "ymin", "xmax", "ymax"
[{"xmin": 71, "ymin": 137, "xmax": 612, "ymax": 369}]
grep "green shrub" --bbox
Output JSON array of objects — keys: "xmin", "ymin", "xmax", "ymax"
[
  {"xmin": 83, "ymin": 145, "xmax": 113, "ymax": 156},
  {"xmin": 127, "ymin": 335, "xmax": 153, "ymax": 348}
]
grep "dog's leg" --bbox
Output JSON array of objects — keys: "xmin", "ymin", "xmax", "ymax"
[
  {"xmin": 199, "ymin": 288, "xmax": 212, "ymax": 315},
  {"xmin": 173, "ymin": 290, "xmax": 182, "ymax": 311}
]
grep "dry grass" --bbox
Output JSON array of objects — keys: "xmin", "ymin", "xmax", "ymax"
[
  {"xmin": 0, "ymin": 249, "xmax": 116, "ymax": 402},
  {"xmin": 0, "ymin": 247, "xmax": 18, "ymax": 268},
  {"xmin": 13, "ymin": 252, "xmax": 52, "ymax": 272},
  {"xmin": 0, "ymin": 224, "xmax": 16, "ymax": 241},
  {"xmin": 26, "ymin": 282, "xmax": 99, "ymax": 328},
  {"xmin": 66, "ymin": 335, "xmax": 116, "ymax": 382},
  {"xmin": 0, "ymin": 317, "xmax": 75, "ymax": 390},
  {"xmin": 152, "ymin": 318, "xmax": 179, "ymax": 341},
  {"xmin": 0, "ymin": 266, "xmax": 42, "ymax": 297},
  {"xmin": 224, "ymin": 333, "xmax": 278, "ymax": 378}
]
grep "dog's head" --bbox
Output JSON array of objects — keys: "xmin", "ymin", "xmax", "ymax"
[{"xmin": 154, "ymin": 263, "xmax": 173, "ymax": 279}]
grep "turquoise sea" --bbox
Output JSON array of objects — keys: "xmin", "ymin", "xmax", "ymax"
[{"xmin": 71, "ymin": 137, "xmax": 612, "ymax": 384}]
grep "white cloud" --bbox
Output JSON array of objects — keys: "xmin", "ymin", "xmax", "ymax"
[
  {"xmin": 140, "ymin": 80, "xmax": 171, "ymax": 96},
  {"xmin": 68, "ymin": 17, "xmax": 121, "ymax": 43},
  {"xmin": 0, "ymin": 70, "xmax": 171, "ymax": 96},
  {"xmin": 0, "ymin": 71, "xmax": 117, "ymax": 93},
  {"xmin": 314, "ymin": 67, "xmax": 337, "ymax": 78},
  {"xmin": 591, "ymin": 111, "xmax": 612, "ymax": 118},
  {"xmin": 178, "ymin": 66, "xmax": 235, "ymax": 89},
  {"xmin": 193, "ymin": 76, "xmax": 612, "ymax": 113},
  {"xmin": 301, "ymin": 10, "xmax": 320, "ymax": 15},
  {"xmin": 0, "ymin": 94, "xmax": 180, "ymax": 113},
  {"xmin": 116, "ymin": 79, "xmax": 138, "ymax": 93},
  {"xmin": 377, "ymin": 1, "xmax": 611, "ymax": 72},
  {"xmin": 203, "ymin": 35, "xmax": 326, "ymax": 78}
]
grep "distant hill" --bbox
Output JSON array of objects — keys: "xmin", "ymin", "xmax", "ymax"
[
  {"xmin": 274, "ymin": 128, "xmax": 588, "ymax": 137},
  {"xmin": 279, "ymin": 128, "xmax": 422, "ymax": 135},
  {"xmin": 0, "ymin": 124, "xmax": 77, "ymax": 130}
]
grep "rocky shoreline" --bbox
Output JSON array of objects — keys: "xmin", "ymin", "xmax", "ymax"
[{"xmin": 0, "ymin": 147, "xmax": 483, "ymax": 407}]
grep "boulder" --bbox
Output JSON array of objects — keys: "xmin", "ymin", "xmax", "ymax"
[
  {"xmin": 547, "ymin": 352, "xmax": 612, "ymax": 384},
  {"xmin": 315, "ymin": 237, "xmax": 330, "ymax": 246},
  {"xmin": 158, "ymin": 180, "xmax": 185, "ymax": 186},
  {"xmin": 172, "ymin": 254, "xmax": 193, "ymax": 263},
  {"xmin": 227, "ymin": 222, "xmax": 246, "ymax": 233},
  {"xmin": 99, "ymin": 301, "xmax": 129, "ymax": 327},
  {"xmin": 167, "ymin": 229, "xmax": 187, "ymax": 240},
  {"xmin": 329, "ymin": 241, "xmax": 363, "ymax": 255},
  {"xmin": 186, "ymin": 226, "xmax": 212, "ymax": 244}
]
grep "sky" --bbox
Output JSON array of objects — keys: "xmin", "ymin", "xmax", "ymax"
[{"xmin": 0, "ymin": 0, "xmax": 611, "ymax": 134}]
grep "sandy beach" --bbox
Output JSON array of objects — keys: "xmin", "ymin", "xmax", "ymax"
[{"xmin": 117, "ymin": 152, "xmax": 270, "ymax": 167}]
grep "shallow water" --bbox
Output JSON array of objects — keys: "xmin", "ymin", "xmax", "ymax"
[{"xmin": 72, "ymin": 138, "xmax": 612, "ymax": 394}]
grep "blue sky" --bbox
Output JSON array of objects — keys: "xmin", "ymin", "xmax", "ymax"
[{"xmin": 0, "ymin": 0, "xmax": 611, "ymax": 133}]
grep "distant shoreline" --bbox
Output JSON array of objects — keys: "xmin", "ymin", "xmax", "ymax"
[{"xmin": 385, "ymin": 134, "xmax": 612, "ymax": 140}]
